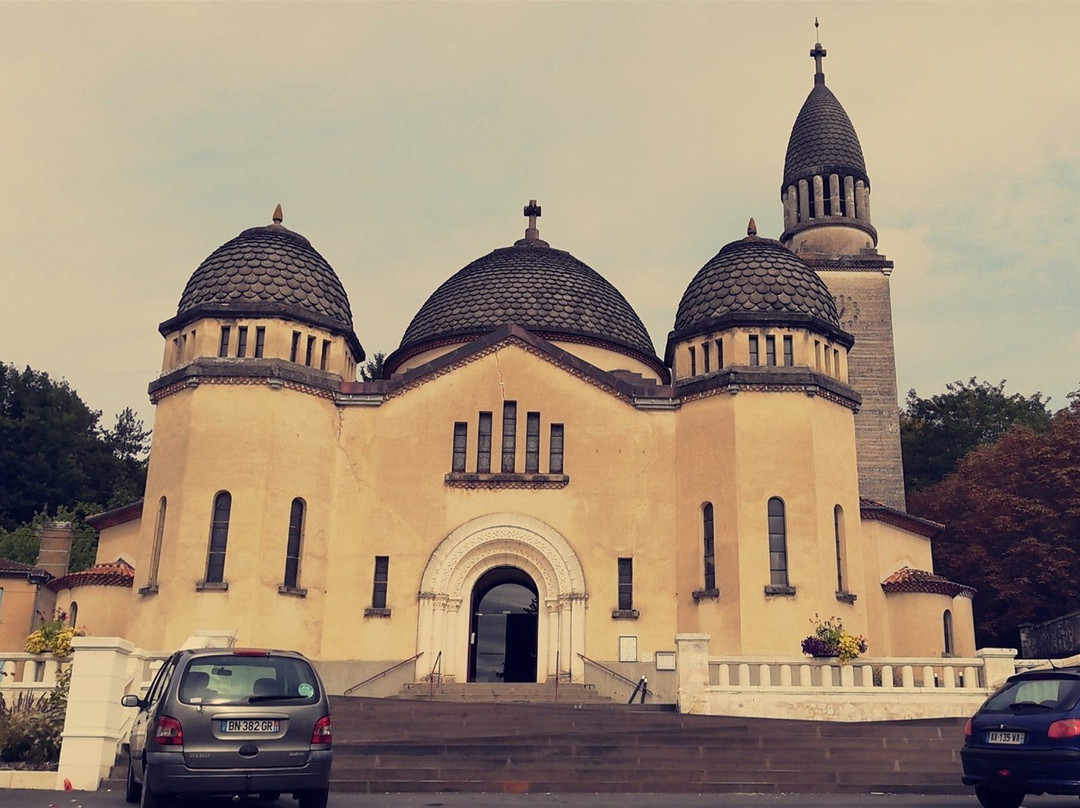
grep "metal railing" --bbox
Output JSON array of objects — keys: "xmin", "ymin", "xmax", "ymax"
[
  {"xmin": 343, "ymin": 652, "xmax": 423, "ymax": 695},
  {"xmin": 578, "ymin": 653, "xmax": 653, "ymax": 702}
]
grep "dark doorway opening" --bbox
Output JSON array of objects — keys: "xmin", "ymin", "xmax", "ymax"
[{"xmin": 468, "ymin": 566, "xmax": 538, "ymax": 683}]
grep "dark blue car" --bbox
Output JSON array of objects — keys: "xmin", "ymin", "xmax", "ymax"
[{"xmin": 962, "ymin": 666, "xmax": 1080, "ymax": 808}]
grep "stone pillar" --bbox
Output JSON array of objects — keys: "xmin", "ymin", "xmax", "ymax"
[
  {"xmin": 37, "ymin": 521, "xmax": 74, "ymax": 579},
  {"xmin": 977, "ymin": 648, "xmax": 1019, "ymax": 689},
  {"xmin": 57, "ymin": 637, "xmax": 135, "ymax": 791},
  {"xmin": 675, "ymin": 633, "xmax": 710, "ymax": 714},
  {"xmin": 844, "ymin": 176, "xmax": 856, "ymax": 218},
  {"xmin": 783, "ymin": 186, "xmax": 797, "ymax": 230},
  {"xmin": 813, "ymin": 175, "xmax": 824, "ymax": 219},
  {"xmin": 855, "ymin": 180, "xmax": 867, "ymax": 221},
  {"xmin": 798, "ymin": 179, "xmax": 810, "ymax": 222},
  {"xmin": 829, "ymin": 174, "xmax": 841, "ymax": 216}
]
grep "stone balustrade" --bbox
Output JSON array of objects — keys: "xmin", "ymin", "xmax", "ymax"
[{"xmin": 0, "ymin": 653, "xmax": 69, "ymax": 693}]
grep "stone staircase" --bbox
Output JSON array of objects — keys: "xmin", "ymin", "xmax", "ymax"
[{"xmin": 102, "ymin": 686, "xmax": 969, "ymax": 794}]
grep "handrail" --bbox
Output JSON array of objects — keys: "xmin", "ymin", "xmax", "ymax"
[
  {"xmin": 578, "ymin": 652, "xmax": 654, "ymax": 697},
  {"xmin": 344, "ymin": 652, "xmax": 423, "ymax": 695},
  {"xmin": 428, "ymin": 651, "xmax": 442, "ymax": 698}
]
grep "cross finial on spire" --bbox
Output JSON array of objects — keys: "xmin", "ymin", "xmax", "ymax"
[
  {"xmin": 810, "ymin": 18, "xmax": 827, "ymax": 86},
  {"xmin": 523, "ymin": 199, "xmax": 541, "ymax": 241},
  {"xmin": 272, "ymin": 204, "xmax": 283, "ymax": 225}
]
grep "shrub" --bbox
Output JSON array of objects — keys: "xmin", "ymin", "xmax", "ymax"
[{"xmin": 0, "ymin": 669, "xmax": 70, "ymax": 768}]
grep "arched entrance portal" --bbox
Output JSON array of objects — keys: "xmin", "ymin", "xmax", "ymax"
[
  {"xmin": 469, "ymin": 567, "xmax": 538, "ymax": 683},
  {"xmin": 417, "ymin": 513, "xmax": 588, "ymax": 684}
]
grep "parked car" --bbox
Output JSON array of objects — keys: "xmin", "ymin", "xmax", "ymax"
[
  {"xmin": 121, "ymin": 647, "xmax": 332, "ymax": 808},
  {"xmin": 962, "ymin": 665, "xmax": 1080, "ymax": 808}
]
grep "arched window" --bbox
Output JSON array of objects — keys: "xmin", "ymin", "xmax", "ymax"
[
  {"xmin": 702, "ymin": 503, "xmax": 716, "ymax": 591},
  {"xmin": 147, "ymin": 496, "xmax": 167, "ymax": 590},
  {"xmin": 767, "ymin": 497, "xmax": 788, "ymax": 586},
  {"xmin": 283, "ymin": 498, "xmax": 305, "ymax": 590},
  {"xmin": 69, "ymin": 601, "xmax": 78, "ymax": 627},
  {"xmin": 943, "ymin": 610, "xmax": 954, "ymax": 656},
  {"xmin": 833, "ymin": 505, "xmax": 846, "ymax": 593},
  {"xmin": 205, "ymin": 491, "xmax": 232, "ymax": 584}
]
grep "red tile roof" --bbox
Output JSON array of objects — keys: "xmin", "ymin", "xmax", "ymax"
[
  {"xmin": 860, "ymin": 498, "xmax": 943, "ymax": 539},
  {"xmin": 881, "ymin": 566, "xmax": 975, "ymax": 599},
  {"xmin": 47, "ymin": 559, "xmax": 134, "ymax": 592}
]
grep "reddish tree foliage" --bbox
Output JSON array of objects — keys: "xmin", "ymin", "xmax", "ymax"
[{"xmin": 910, "ymin": 393, "xmax": 1080, "ymax": 648}]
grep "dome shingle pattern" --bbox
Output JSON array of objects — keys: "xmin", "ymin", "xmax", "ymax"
[
  {"xmin": 177, "ymin": 224, "xmax": 354, "ymax": 331},
  {"xmin": 674, "ymin": 235, "xmax": 839, "ymax": 335},
  {"xmin": 397, "ymin": 245, "xmax": 656, "ymax": 360},
  {"xmin": 782, "ymin": 82, "xmax": 868, "ymax": 190}
]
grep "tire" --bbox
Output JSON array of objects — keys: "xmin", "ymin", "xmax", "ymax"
[
  {"xmin": 975, "ymin": 786, "xmax": 1024, "ymax": 808},
  {"xmin": 297, "ymin": 788, "xmax": 329, "ymax": 808},
  {"xmin": 124, "ymin": 758, "xmax": 141, "ymax": 804},
  {"xmin": 138, "ymin": 764, "xmax": 167, "ymax": 808}
]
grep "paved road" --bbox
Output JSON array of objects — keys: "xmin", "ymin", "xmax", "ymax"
[{"xmin": 3, "ymin": 791, "xmax": 1080, "ymax": 808}]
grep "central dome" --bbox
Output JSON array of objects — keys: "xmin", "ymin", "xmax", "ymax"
[{"xmin": 388, "ymin": 210, "xmax": 659, "ymax": 375}]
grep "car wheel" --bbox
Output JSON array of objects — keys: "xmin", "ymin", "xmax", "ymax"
[
  {"xmin": 975, "ymin": 786, "xmax": 1024, "ymax": 808},
  {"xmin": 297, "ymin": 788, "xmax": 329, "ymax": 808},
  {"xmin": 139, "ymin": 765, "xmax": 167, "ymax": 808},
  {"xmin": 124, "ymin": 758, "xmax": 141, "ymax": 804}
]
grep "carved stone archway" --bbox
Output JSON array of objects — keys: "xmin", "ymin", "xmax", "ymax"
[{"xmin": 417, "ymin": 513, "xmax": 587, "ymax": 683}]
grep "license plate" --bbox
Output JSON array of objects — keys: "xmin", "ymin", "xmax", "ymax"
[
  {"xmin": 987, "ymin": 731, "xmax": 1025, "ymax": 745},
  {"xmin": 221, "ymin": 719, "xmax": 280, "ymax": 734}
]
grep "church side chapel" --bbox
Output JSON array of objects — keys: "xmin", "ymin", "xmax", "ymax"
[{"xmin": 73, "ymin": 37, "xmax": 976, "ymax": 697}]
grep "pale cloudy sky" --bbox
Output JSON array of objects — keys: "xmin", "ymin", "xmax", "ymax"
[{"xmin": 2, "ymin": 1, "xmax": 1078, "ymax": 431}]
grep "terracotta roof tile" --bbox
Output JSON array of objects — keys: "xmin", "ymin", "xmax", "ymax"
[
  {"xmin": 881, "ymin": 566, "xmax": 975, "ymax": 599},
  {"xmin": 47, "ymin": 559, "xmax": 134, "ymax": 592}
]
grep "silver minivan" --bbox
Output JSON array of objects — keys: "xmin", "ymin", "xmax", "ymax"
[{"xmin": 122, "ymin": 647, "xmax": 332, "ymax": 808}]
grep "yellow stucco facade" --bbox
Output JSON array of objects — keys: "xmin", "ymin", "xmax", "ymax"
[{"xmin": 66, "ymin": 42, "xmax": 979, "ymax": 696}]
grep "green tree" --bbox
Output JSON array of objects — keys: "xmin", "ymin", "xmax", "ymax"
[
  {"xmin": 910, "ymin": 390, "xmax": 1080, "ymax": 647},
  {"xmin": 0, "ymin": 505, "xmax": 101, "ymax": 572},
  {"xmin": 901, "ymin": 378, "xmax": 1051, "ymax": 496},
  {"xmin": 0, "ymin": 363, "xmax": 149, "ymax": 532},
  {"xmin": 360, "ymin": 351, "xmax": 386, "ymax": 382}
]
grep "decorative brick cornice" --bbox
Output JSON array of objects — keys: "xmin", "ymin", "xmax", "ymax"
[
  {"xmin": 149, "ymin": 358, "xmax": 339, "ymax": 403},
  {"xmin": 445, "ymin": 472, "xmax": 570, "ymax": 490}
]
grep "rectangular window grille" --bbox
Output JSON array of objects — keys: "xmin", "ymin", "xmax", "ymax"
[
  {"xmin": 768, "ymin": 498, "xmax": 788, "ymax": 587},
  {"xmin": 688, "ymin": 346, "xmax": 697, "ymax": 376},
  {"xmin": 305, "ymin": 335, "xmax": 316, "ymax": 366},
  {"xmin": 290, "ymin": 331, "xmax": 301, "ymax": 363},
  {"xmin": 549, "ymin": 424, "xmax": 564, "ymax": 474},
  {"xmin": 372, "ymin": 556, "xmax": 389, "ymax": 609},
  {"xmin": 501, "ymin": 401, "xmax": 517, "ymax": 473},
  {"xmin": 749, "ymin": 335, "xmax": 759, "ymax": 366},
  {"xmin": 320, "ymin": 340, "xmax": 331, "ymax": 371},
  {"xmin": 452, "ymin": 422, "xmax": 468, "ymax": 472},
  {"xmin": 618, "ymin": 557, "xmax": 633, "ymax": 611},
  {"xmin": 716, "ymin": 338, "xmax": 724, "ymax": 368},
  {"xmin": 783, "ymin": 335, "xmax": 793, "ymax": 366},
  {"xmin": 218, "ymin": 326, "xmax": 231, "ymax": 358},
  {"xmin": 703, "ymin": 342, "xmax": 711, "ymax": 373},
  {"xmin": 477, "ymin": 412, "xmax": 492, "ymax": 473},
  {"xmin": 284, "ymin": 498, "xmax": 304, "ymax": 589},
  {"xmin": 703, "ymin": 504, "xmax": 716, "ymax": 591},
  {"xmin": 765, "ymin": 335, "xmax": 777, "ymax": 366},
  {"xmin": 206, "ymin": 492, "xmax": 232, "ymax": 584},
  {"xmin": 255, "ymin": 327, "xmax": 266, "ymax": 358},
  {"xmin": 236, "ymin": 326, "xmax": 248, "ymax": 358},
  {"xmin": 525, "ymin": 412, "xmax": 540, "ymax": 473}
]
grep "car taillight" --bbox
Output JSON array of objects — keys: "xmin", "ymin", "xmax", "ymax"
[
  {"xmin": 964, "ymin": 718, "xmax": 972, "ymax": 738},
  {"xmin": 154, "ymin": 715, "xmax": 184, "ymax": 746},
  {"xmin": 1048, "ymin": 719, "xmax": 1080, "ymax": 739},
  {"xmin": 311, "ymin": 715, "xmax": 332, "ymax": 746}
]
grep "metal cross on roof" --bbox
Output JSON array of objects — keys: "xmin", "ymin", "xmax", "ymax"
[
  {"xmin": 810, "ymin": 18, "xmax": 827, "ymax": 83},
  {"xmin": 524, "ymin": 199, "xmax": 541, "ymax": 229}
]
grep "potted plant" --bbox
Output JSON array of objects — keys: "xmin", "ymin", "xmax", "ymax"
[
  {"xmin": 25, "ymin": 610, "xmax": 86, "ymax": 658},
  {"xmin": 801, "ymin": 614, "xmax": 867, "ymax": 663}
]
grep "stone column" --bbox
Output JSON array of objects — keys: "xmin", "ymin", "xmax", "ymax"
[
  {"xmin": 783, "ymin": 186, "xmax": 797, "ymax": 230},
  {"xmin": 798, "ymin": 179, "xmax": 810, "ymax": 222},
  {"xmin": 844, "ymin": 176, "xmax": 856, "ymax": 218},
  {"xmin": 675, "ymin": 633, "xmax": 711, "ymax": 714},
  {"xmin": 977, "ymin": 648, "xmax": 1019, "ymax": 689},
  {"xmin": 829, "ymin": 174, "xmax": 841, "ymax": 216},
  {"xmin": 855, "ymin": 180, "xmax": 867, "ymax": 221},
  {"xmin": 813, "ymin": 175, "xmax": 824, "ymax": 219},
  {"xmin": 57, "ymin": 637, "xmax": 135, "ymax": 791}
]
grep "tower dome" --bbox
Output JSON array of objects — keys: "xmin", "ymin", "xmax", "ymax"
[
  {"xmin": 174, "ymin": 207, "xmax": 355, "ymax": 332},
  {"xmin": 779, "ymin": 34, "xmax": 877, "ymax": 255},
  {"xmin": 672, "ymin": 220, "xmax": 842, "ymax": 340},
  {"xmin": 385, "ymin": 201, "xmax": 662, "ymax": 378}
]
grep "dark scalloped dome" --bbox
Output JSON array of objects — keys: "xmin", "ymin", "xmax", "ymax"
[
  {"xmin": 397, "ymin": 245, "xmax": 656, "ymax": 360},
  {"xmin": 674, "ymin": 235, "xmax": 839, "ymax": 334},
  {"xmin": 782, "ymin": 82, "xmax": 868, "ymax": 190},
  {"xmin": 176, "ymin": 224, "xmax": 354, "ymax": 331}
]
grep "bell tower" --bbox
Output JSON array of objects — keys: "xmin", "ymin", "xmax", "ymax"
[{"xmin": 780, "ymin": 28, "xmax": 906, "ymax": 510}]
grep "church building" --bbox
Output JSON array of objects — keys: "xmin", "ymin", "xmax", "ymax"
[{"xmin": 72, "ymin": 39, "xmax": 976, "ymax": 696}]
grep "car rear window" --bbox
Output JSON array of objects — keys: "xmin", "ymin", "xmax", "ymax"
[
  {"xmin": 983, "ymin": 675, "xmax": 1080, "ymax": 713},
  {"xmin": 178, "ymin": 655, "xmax": 321, "ymax": 706}
]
